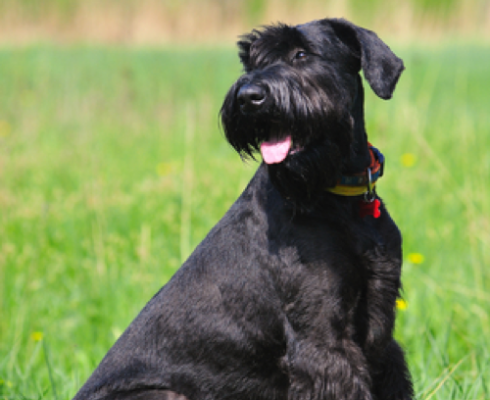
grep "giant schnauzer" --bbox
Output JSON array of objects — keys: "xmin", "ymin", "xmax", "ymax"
[{"xmin": 73, "ymin": 18, "xmax": 413, "ymax": 400}]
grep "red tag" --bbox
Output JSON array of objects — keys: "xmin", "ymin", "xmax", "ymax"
[{"xmin": 359, "ymin": 199, "xmax": 381, "ymax": 218}]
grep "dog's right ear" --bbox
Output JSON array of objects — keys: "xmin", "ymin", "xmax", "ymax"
[{"xmin": 327, "ymin": 18, "xmax": 404, "ymax": 100}]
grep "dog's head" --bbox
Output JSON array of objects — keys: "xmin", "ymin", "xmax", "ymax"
[{"xmin": 220, "ymin": 18, "xmax": 403, "ymax": 209}]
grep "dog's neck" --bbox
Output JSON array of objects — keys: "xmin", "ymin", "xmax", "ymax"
[{"xmin": 343, "ymin": 76, "xmax": 372, "ymax": 175}]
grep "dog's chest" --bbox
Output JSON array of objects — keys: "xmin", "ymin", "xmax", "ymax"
[{"xmin": 270, "ymin": 210, "xmax": 401, "ymax": 337}]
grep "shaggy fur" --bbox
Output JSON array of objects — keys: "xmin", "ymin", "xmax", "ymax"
[{"xmin": 73, "ymin": 18, "xmax": 413, "ymax": 400}]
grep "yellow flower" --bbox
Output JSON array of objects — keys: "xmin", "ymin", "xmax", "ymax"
[
  {"xmin": 156, "ymin": 162, "xmax": 173, "ymax": 176},
  {"xmin": 112, "ymin": 327, "xmax": 123, "ymax": 341},
  {"xmin": 0, "ymin": 120, "xmax": 11, "ymax": 137},
  {"xmin": 408, "ymin": 253, "xmax": 425, "ymax": 264},
  {"xmin": 0, "ymin": 379, "xmax": 13, "ymax": 388},
  {"xmin": 400, "ymin": 153, "xmax": 416, "ymax": 167},
  {"xmin": 396, "ymin": 299, "xmax": 408, "ymax": 310},
  {"xmin": 30, "ymin": 331, "xmax": 44, "ymax": 342}
]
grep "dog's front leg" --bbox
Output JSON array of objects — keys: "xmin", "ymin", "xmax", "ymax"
[
  {"xmin": 363, "ymin": 246, "xmax": 413, "ymax": 399},
  {"xmin": 370, "ymin": 340, "xmax": 414, "ymax": 400},
  {"xmin": 283, "ymin": 321, "xmax": 373, "ymax": 400}
]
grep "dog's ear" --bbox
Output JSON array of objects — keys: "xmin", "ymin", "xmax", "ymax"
[
  {"xmin": 328, "ymin": 18, "xmax": 404, "ymax": 100},
  {"xmin": 237, "ymin": 31, "xmax": 259, "ymax": 72}
]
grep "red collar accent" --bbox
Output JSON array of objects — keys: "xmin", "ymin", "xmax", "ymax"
[{"xmin": 326, "ymin": 143, "xmax": 385, "ymax": 219}]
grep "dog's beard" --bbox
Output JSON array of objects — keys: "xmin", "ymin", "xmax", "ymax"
[
  {"xmin": 266, "ymin": 115, "xmax": 352, "ymax": 211},
  {"xmin": 223, "ymin": 114, "xmax": 353, "ymax": 211}
]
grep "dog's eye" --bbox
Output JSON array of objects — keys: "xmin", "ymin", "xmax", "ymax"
[{"xmin": 293, "ymin": 51, "xmax": 308, "ymax": 61}]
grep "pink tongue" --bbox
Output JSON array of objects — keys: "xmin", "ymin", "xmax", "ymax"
[{"xmin": 260, "ymin": 136, "xmax": 292, "ymax": 164}]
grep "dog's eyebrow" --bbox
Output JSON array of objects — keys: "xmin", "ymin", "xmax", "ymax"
[{"xmin": 293, "ymin": 27, "xmax": 322, "ymax": 55}]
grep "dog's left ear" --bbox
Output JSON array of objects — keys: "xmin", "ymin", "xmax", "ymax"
[
  {"xmin": 327, "ymin": 18, "xmax": 404, "ymax": 100},
  {"xmin": 237, "ymin": 31, "xmax": 259, "ymax": 72}
]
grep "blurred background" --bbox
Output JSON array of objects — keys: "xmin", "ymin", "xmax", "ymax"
[
  {"xmin": 0, "ymin": 0, "xmax": 489, "ymax": 44},
  {"xmin": 1, "ymin": 1, "xmax": 489, "ymax": 400}
]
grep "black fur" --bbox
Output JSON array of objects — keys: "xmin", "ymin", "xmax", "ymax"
[{"xmin": 73, "ymin": 18, "xmax": 413, "ymax": 400}]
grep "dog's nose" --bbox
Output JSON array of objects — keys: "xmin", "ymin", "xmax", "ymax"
[{"xmin": 237, "ymin": 84, "xmax": 266, "ymax": 112}]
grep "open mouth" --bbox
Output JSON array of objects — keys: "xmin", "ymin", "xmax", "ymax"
[{"xmin": 259, "ymin": 135, "xmax": 302, "ymax": 164}]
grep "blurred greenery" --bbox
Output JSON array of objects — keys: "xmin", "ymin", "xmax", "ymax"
[{"xmin": 0, "ymin": 42, "xmax": 489, "ymax": 399}]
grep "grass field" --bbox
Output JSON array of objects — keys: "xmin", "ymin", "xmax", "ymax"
[{"xmin": 1, "ymin": 43, "xmax": 489, "ymax": 400}]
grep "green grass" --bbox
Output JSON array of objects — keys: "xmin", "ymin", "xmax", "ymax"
[{"xmin": 0, "ymin": 43, "xmax": 489, "ymax": 400}]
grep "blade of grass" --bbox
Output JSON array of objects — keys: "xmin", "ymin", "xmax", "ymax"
[
  {"xmin": 423, "ymin": 356, "xmax": 467, "ymax": 400},
  {"xmin": 42, "ymin": 339, "xmax": 58, "ymax": 400},
  {"xmin": 180, "ymin": 105, "xmax": 195, "ymax": 263}
]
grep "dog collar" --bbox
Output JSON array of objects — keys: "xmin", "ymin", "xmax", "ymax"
[
  {"xmin": 327, "ymin": 143, "xmax": 385, "ymax": 218},
  {"xmin": 327, "ymin": 143, "xmax": 384, "ymax": 197}
]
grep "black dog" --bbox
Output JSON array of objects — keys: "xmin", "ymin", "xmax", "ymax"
[{"xmin": 73, "ymin": 18, "xmax": 413, "ymax": 400}]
